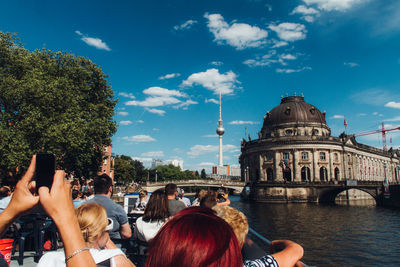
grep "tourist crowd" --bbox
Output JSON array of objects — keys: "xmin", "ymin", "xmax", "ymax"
[{"xmin": 0, "ymin": 155, "xmax": 304, "ymax": 267}]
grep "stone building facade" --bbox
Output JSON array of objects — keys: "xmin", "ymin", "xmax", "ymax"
[{"xmin": 239, "ymin": 96, "xmax": 400, "ymax": 184}]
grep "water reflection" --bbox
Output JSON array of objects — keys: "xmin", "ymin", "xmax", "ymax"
[{"xmin": 230, "ymin": 196, "xmax": 400, "ymax": 266}]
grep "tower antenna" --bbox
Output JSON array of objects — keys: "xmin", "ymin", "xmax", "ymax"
[{"xmin": 216, "ymin": 92, "xmax": 225, "ymax": 166}]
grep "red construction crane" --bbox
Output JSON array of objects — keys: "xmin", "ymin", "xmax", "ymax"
[{"xmin": 354, "ymin": 122, "xmax": 400, "ymax": 151}]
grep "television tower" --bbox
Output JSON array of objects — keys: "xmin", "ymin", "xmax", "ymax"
[{"xmin": 216, "ymin": 92, "xmax": 225, "ymax": 166}]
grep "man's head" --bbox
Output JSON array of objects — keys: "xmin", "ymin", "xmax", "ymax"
[
  {"xmin": 72, "ymin": 189, "xmax": 81, "ymax": 200},
  {"xmin": 165, "ymin": 183, "xmax": 178, "ymax": 197},
  {"xmin": 94, "ymin": 174, "xmax": 113, "ymax": 196}
]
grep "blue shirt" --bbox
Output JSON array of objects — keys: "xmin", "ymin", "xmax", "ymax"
[{"xmin": 87, "ymin": 195, "xmax": 129, "ymax": 239}]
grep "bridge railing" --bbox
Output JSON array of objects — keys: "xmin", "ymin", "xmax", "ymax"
[{"xmin": 145, "ymin": 179, "xmax": 245, "ymax": 186}]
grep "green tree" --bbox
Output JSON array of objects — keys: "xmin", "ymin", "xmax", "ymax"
[
  {"xmin": 132, "ymin": 160, "xmax": 146, "ymax": 183},
  {"xmin": 0, "ymin": 32, "xmax": 117, "ymax": 184},
  {"xmin": 201, "ymin": 169, "xmax": 207, "ymax": 179},
  {"xmin": 114, "ymin": 155, "xmax": 135, "ymax": 185},
  {"xmin": 155, "ymin": 164, "xmax": 182, "ymax": 181}
]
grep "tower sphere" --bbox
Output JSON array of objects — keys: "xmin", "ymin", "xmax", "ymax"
[{"xmin": 217, "ymin": 126, "xmax": 225, "ymax": 135}]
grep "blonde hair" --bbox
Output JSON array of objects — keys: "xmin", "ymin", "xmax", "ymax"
[
  {"xmin": 212, "ymin": 205, "xmax": 248, "ymax": 247},
  {"xmin": 75, "ymin": 203, "xmax": 108, "ymax": 245}
]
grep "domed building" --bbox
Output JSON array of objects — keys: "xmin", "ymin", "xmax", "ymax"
[{"xmin": 239, "ymin": 95, "xmax": 400, "ymax": 185}]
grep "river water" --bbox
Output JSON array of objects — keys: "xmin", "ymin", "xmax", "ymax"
[{"xmin": 230, "ymin": 197, "xmax": 400, "ymax": 267}]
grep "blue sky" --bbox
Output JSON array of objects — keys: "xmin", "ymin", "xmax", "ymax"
[{"xmin": 1, "ymin": 0, "xmax": 400, "ymax": 171}]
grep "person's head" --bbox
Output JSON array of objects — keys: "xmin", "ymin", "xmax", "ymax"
[
  {"xmin": 139, "ymin": 190, "xmax": 148, "ymax": 200},
  {"xmin": 142, "ymin": 189, "xmax": 169, "ymax": 222},
  {"xmin": 212, "ymin": 206, "xmax": 248, "ymax": 248},
  {"xmin": 196, "ymin": 189, "xmax": 208, "ymax": 201},
  {"xmin": 146, "ymin": 207, "xmax": 242, "ymax": 267},
  {"xmin": 72, "ymin": 189, "xmax": 80, "ymax": 200},
  {"xmin": 0, "ymin": 186, "xmax": 11, "ymax": 198},
  {"xmin": 165, "ymin": 183, "xmax": 178, "ymax": 197},
  {"xmin": 71, "ymin": 179, "xmax": 81, "ymax": 190},
  {"xmin": 94, "ymin": 174, "xmax": 113, "ymax": 196},
  {"xmin": 177, "ymin": 188, "xmax": 183, "ymax": 198},
  {"xmin": 75, "ymin": 203, "xmax": 111, "ymax": 248},
  {"xmin": 200, "ymin": 191, "xmax": 218, "ymax": 209}
]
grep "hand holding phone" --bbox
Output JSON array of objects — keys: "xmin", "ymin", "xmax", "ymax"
[{"xmin": 35, "ymin": 153, "xmax": 56, "ymax": 192}]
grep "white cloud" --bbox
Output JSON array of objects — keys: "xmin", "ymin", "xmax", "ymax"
[
  {"xmin": 229, "ymin": 120, "xmax": 259, "ymax": 125},
  {"xmin": 269, "ymin": 23, "xmax": 307, "ymax": 42},
  {"xmin": 199, "ymin": 162, "xmax": 215, "ymax": 167},
  {"xmin": 137, "ymin": 120, "xmax": 144, "ymax": 123},
  {"xmin": 291, "ymin": 5, "xmax": 320, "ymax": 22},
  {"xmin": 118, "ymin": 92, "xmax": 135, "ymax": 99},
  {"xmin": 153, "ymin": 128, "xmax": 160, "ymax": 131},
  {"xmin": 146, "ymin": 108, "xmax": 166, "ymax": 116},
  {"xmin": 173, "ymin": 99, "xmax": 198, "ymax": 110},
  {"xmin": 303, "ymin": 0, "xmax": 364, "ymax": 11},
  {"xmin": 344, "ymin": 62, "xmax": 359, "ymax": 67},
  {"xmin": 75, "ymin": 30, "xmax": 111, "ymax": 51},
  {"xmin": 182, "ymin": 68, "xmax": 239, "ymax": 95},
  {"xmin": 276, "ymin": 67, "xmax": 311, "ymax": 73},
  {"xmin": 291, "ymin": 5, "xmax": 320, "ymax": 15},
  {"xmin": 331, "ymin": 115, "xmax": 345, "ymax": 119},
  {"xmin": 119, "ymin": 120, "xmax": 132, "ymax": 126},
  {"xmin": 357, "ymin": 113, "xmax": 367, "ymax": 117},
  {"xmin": 205, "ymin": 98, "xmax": 219, "ymax": 104},
  {"xmin": 385, "ymin": 101, "xmax": 400, "ymax": 109},
  {"xmin": 280, "ymin": 54, "xmax": 297, "ymax": 60},
  {"xmin": 187, "ymin": 144, "xmax": 238, "ymax": 157},
  {"xmin": 202, "ymin": 134, "xmax": 218, "ymax": 138},
  {"xmin": 173, "ymin": 20, "xmax": 198, "ymax": 31},
  {"xmin": 271, "ymin": 40, "xmax": 289, "ymax": 48},
  {"xmin": 122, "ymin": 135, "xmax": 156, "ymax": 142},
  {"xmin": 126, "ymin": 96, "xmax": 181, "ymax": 107},
  {"xmin": 351, "ymin": 89, "xmax": 399, "ymax": 106},
  {"xmin": 244, "ymin": 51, "xmax": 278, "ymax": 67},
  {"xmin": 117, "ymin": 111, "xmax": 129, "ymax": 116},
  {"xmin": 143, "ymin": 87, "xmax": 186, "ymax": 97},
  {"xmin": 204, "ymin": 13, "xmax": 268, "ymax": 50},
  {"xmin": 141, "ymin": 151, "xmax": 164, "ymax": 157},
  {"xmin": 211, "ymin": 61, "xmax": 223, "ymax": 66},
  {"xmin": 158, "ymin": 73, "xmax": 181, "ymax": 80}
]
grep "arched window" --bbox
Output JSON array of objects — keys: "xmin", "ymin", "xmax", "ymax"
[
  {"xmin": 320, "ymin": 167, "xmax": 328, "ymax": 181},
  {"xmin": 335, "ymin": 167, "xmax": 340, "ymax": 180},
  {"xmin": 301, "ymin": 167, "xmax": 311, "ymax": 182}
]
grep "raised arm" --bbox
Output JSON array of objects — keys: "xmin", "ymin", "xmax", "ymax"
[
  {"xmin": 39, "ymin": 170, "xmax": 96, "ymax": 267},
  {"xmin": 0, "ymin": 156, "xmax": 39, "ymax": 236}
]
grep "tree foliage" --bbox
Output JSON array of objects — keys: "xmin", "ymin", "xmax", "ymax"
[
  {"xmin": 114, "ymin": 155, "xmax": 146, "ymax": 184},
  {"xmin": 0, "ymin": 32, "xmax": 117, "ymax": 184}
]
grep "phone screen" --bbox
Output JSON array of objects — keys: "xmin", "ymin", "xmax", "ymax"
[{"xmin": 35, "ymin": 153, "xmax": 56, "ymax": 192}]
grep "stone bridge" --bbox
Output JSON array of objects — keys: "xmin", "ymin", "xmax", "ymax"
[
  {"xmin": 249, "ymin": 181, "xmax": 387, "ymax": 204},
  {"xmin": 142, "ymin": 180, "xmax": 245, "ymax": 194}
]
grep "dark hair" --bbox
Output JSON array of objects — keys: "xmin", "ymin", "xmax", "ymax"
[
  {"xmin": 142, "ymin": 189, "xmax": 169, "ymax": 222},
  {"xmin": 200, "ymin": 191, "xmax": 217, "ymax": 209},
  {"xmin": 72, "ymin": 189, "xmax": 80, "ymax": 200},
  {"xmin": 94, "ymin": 174, "xmax": 113, "ymax": 194},
  {"xmin": 165, "ymin": 183, "xmax": 177, "ymax": 196},
  {"xmin": 0, "ymin": 187, "xmax": 10, "ymax": 198},
  {"xmin": 146, "ymin": 207, "xmax": 242, "ymax": 267}
]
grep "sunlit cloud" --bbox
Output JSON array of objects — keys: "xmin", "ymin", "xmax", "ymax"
[
  {"xmin": 385, "ymin": 101, "xmax": 400, "ymax": 109},
  {"xmin": 204, "ymin": 13, "xmax": 268, "ymax": 50},
  {"xmin": 119, "ymin": 120, "xmax": 132, "ymax": 126},
  {"xmin": 173, "ymin": 19, "xmax": 198, "ymax": 31},
  {"xmin": 182, "ymin": 68, "xmax": 240, "ymax": 95},
  {"xmin": 269, "ymin": 23, "xmax": 307, "ymax": 42},
  {"xmin": 122, "ymin": 135, "xmax": 156, "ymax": 142},
  {"xmin": 75, "ymin": 30, "xmax": 111, "ymax": 51},
  {"xmin": 159, "ymin": 73, "xmax": 181, "ymax": 80}
]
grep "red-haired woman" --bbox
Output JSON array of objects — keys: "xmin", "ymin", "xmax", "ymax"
[{"xmin": 145, "ymin": 207, "xmax": 243, "ymax": 267}]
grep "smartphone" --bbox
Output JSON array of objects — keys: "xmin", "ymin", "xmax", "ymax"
[{"xmin": 35, "ymin": 153, "xmax": 56, "ymax": 192}]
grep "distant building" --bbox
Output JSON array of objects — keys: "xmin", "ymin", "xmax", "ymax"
[
  {"xmin": 212, "ymin": 165, "xmax": 241, "ymax": 179},
  {"xmin": 99, "ymin": 145, "xmax": 115, "ymax": 181},
  {"xmin": 240, "ymin": 95, "xmax": 400, "ymax": 183},
  {"xmin": 167, "ymin": 159, "xmax": 184, "ymax": 170},
  {"xmin": 151, "ymin": 159, "xmax": 163, "ymax": 169}
]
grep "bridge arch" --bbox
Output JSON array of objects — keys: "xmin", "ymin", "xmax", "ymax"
[{"xmin": 318, "ymin": 187, "xmax": 378, "ymax": 204}]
